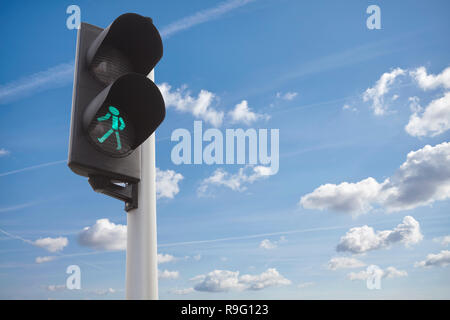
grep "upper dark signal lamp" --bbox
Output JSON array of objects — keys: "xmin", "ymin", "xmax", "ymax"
[{"xmin": 86, "ymin": 13, "xmax": 163, "ymax": 85}]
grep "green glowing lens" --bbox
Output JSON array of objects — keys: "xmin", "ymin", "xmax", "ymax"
[{"xmin": 88, "ymin": 104, "xmax": 134, "ymax": 156}]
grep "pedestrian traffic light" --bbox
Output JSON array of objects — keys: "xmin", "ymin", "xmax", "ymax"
[{"xmin": 68, "ymin": 13, "xmax": 165, "ymax": 210}]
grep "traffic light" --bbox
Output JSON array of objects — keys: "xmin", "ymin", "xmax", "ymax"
[{"xmin": 68, "ymin": 13, "xmax": 165, "ymax": 210}]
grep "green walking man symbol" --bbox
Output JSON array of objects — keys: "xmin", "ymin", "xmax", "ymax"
[{"xmin": 96, "ymin": 106, "xmax": 125, "ymax": 150}]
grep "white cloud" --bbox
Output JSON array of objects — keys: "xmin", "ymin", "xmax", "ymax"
[
  {"xmin": 382, "ymin": 142, "xmax": 450, "ymax": 212},
  {"xmin": 33, "ymin": 237, "xmax": 68, "ymax": 253},
  {"xmin": 300, "ymin": 177, "xmax": 383, "ymax": 216},
  {"xmin": 415, "ymin": 250, "xmax": 450, "ymax": 268},
  {"xmin": 347, "ymin": 269, "xmax": 372, "ymax": 281},
  {"xmin": 46, "ymin": 284, "xmax": 66, "ymax": 291},
  {"xmin": 336, "ymin": 216, "xmax": 423, "ymax": 254},
  {"xmin": 228, "ymin": 100, "xmax": 270, "ymax": 125},
  {"xmin": 193, "ymin": 254, "xmax": 202, "ymax": 261},
  {"xmin": 351, "ymin": 66, "xmax": 450, "ymax": 136},
  {"xmin": 408, "ymin": 96, "xmax": 422, "ymax": 113},
  {"xmin": 276, "ymin": 91, "xmax": 298, "ymax": 101},
  {"xmin": 78, "ymin": 220, "xmax": 180, "ymax": 258},
  {"xmin": 405, "ymin": 91, "xmax": 450, "ymax": 137},
  {"xmin": 347, "ymin": 266, "xmax": 407, "ymax": 280},
  {"xmin": 343, "ymin": 104, "xmax": 357, "ymax": 112},
  {"xmin": 239, "ymin": 268, "xmax": 292, "ymax": 290},
  {"xmin": 78, "ymin": 219, "xmax": 126, "ymax": 251},
  {"xmin": 172, "ymin": 287, "xmax": 195, "ymax": 295},
  {"xmin": 327, "ymin": 257, "xmax": 366, "ymax": 270},
  {"xmin": 433, "ymin": 235, "xmax": 450, "ymax": 247},
  {"xmin": 259, "ymin": 236, "xmax": 286, "ymax": 250},
  {"xmin": 92, "ymin": 288, "xmax": 116, "ymax": 296},
  {"xmin": 182, "ymin": 254, "xmax": 202, "ymax": 261},
  {"xmin": 194, "ymin": 270, "xmax": 243, "ymax": 292},
  {"xmin": 159, "ymin": 269, "xmax": 180, "ymax": 280},
  {"xmin": 363, "ymin": 68, "xmax": 405, "ymax": 115},
  {"xmin": 156, "ymin": 168, "xmax": 183, "ymax": 199},
  {"xmin": 358, "ymin": 66, "xmax": 450, "ymax": 136},
  {"xmin": 383, "ymin": 266, "xmax": 408, "ymax": 279},
  {"xmin": 193, "ymin": 268, "xmax": 291, "ymax": 292},
  {"xmin": 199, "ymin": 168, "xmax": 244, "ymax": 192},
  {"xmin": 410, "ymin": 66, "xmax": 450, "ymax": 90},
  {"xmin": 259, "ymin": 239, "xmax": 277, "ymax": 250},
  {"xmin": 35, "ymin": 256, "xmax": 57, "ymax": 264},
  {"xmin": 158, "ymin": 253, "xmax": 176, "ymax": 264},
  {"xmin": 297, "ymin": 281, "xmax": 315, "ymax": 289},
  {"xmin": 198, "ymin": 165, "xmax": 273, "ymax": 195},
  {"xmin": 158, "ymin": 83, "xmax": 224, "ymax": 127},
  {"xmin": 300, "ymin": 142, "xmax": 450, "ymax": 215},
  {"xmin": 337, "ymin": 225, "xmax": 382, "ymax": 254},
  {"xmin": 251, "ymin": 165, "xmax": 275, "ymax": 178},
  {"xmin": 160, "ymin": 0, "xmax": 255, "ymax": 38},
  {"xmin": 0, "ymin": 148, "xmax": 10, "ymax": 157}
]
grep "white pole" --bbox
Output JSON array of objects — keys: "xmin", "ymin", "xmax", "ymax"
[{"xmin": 125, "ymin": 70, "xmax": 158, "ymax": 300}]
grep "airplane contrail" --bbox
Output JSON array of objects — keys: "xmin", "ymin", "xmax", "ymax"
[
  {"xmin": 0, "ymin": 0, "xmax": 257, "ymax": 104},
  {"xmin": 158, "ymin": 225, "xmax": 347, "ymax": 248},
  {"xmin": 0, "ymin": 160, "xmax": 66, "ymax": 177},
  {"xmin": 160, "ymin": 0, "xmax": 256, "ymax": 38}
]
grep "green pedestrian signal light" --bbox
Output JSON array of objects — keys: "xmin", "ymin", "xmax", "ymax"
[
  {"xmin": 97, "ymin": 106, "xmax": 125, "ymax": 147},
  {"xmin": 83, "ymin": 72, "xmax": 164, "ymax": 159},
  {"xmin": 87, "ymin": 105, "xmax": 134, "ymax": 156}
]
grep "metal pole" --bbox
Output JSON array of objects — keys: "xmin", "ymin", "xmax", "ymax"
[{"xmin": 125, "ymin": 70, "xmax": 158, "ymax": 300}]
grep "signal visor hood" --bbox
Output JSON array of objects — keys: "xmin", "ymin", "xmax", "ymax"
[
  {"xmin": 86, "ymin": 13, "xmax": 163, "ymax": 84},
  {"xmin": 83, "ymin": 73, "xmax": 166, "ymax": 150}
]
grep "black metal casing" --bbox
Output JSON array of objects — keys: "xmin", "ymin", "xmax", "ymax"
[{"xmin": 68, "ymin": 13, "xmax": 165, "ymax": 185}]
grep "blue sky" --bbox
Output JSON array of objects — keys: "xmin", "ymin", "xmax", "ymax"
[{"xmin": 0, "ymin": 0, "xmax": 450, "ymax": 299}]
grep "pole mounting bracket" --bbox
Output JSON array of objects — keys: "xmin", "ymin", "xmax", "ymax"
[{"xmin": 88, "ymin": 175, "xmax": 138, "ymax": 212}]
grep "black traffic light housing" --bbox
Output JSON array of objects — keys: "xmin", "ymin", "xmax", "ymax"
[{"xmin": 68, "ymin": 13, "xmax": 165, "ymax": 210}]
